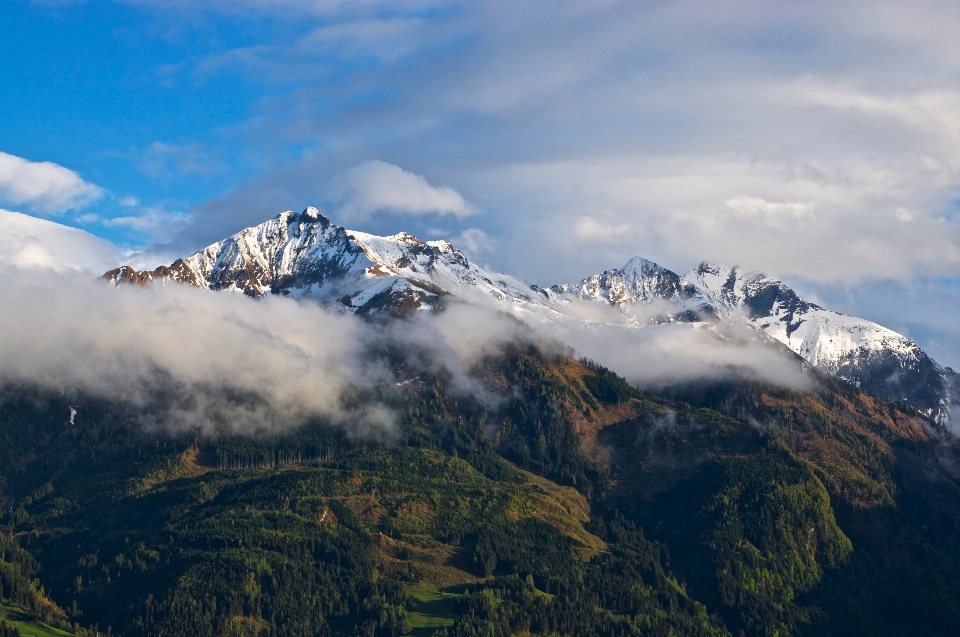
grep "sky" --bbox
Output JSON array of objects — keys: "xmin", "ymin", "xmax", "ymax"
[{"xmin": 3, "ymin": 0, "xmax": 960, "ymax": 369}]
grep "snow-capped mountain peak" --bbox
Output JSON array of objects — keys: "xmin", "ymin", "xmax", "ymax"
[
  {"xmin": 545, "ymin": 256, "xmax": 690, "ymax": 310},
  {"xmin": 104, "ymin": 208, "xmax": 533, "ymax": 316}
]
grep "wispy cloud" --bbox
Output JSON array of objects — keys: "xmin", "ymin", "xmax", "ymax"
[
  {"xmin": 138, "ymin": 142, "xmax": 225, "ymax": 178},
  {"xmin": 453, "ymin": 228, "xmax": 494, "ymax": 259},
  {"xmin": 574, "ymin": 217, "xmax": 631, "ymax": 243},
  {"xmin": 102, "ymin": 205, "xmax": 191, "ymax": 244}
]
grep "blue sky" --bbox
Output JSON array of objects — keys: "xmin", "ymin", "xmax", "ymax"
[
  {"xmin": 2, "ymin": 1, "xmax": 271, "ymax": 235},
  {"xmin": 4, "ymin": 0, "xmax": 960, "ymax": 368}
]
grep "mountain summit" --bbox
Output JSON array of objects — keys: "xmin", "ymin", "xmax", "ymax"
[
  {"xmin": 104, "ymin": 207, "xmax": 957, "ymax": 420},
  {"xmin": 104, "ymin": 207, "xmax": 533, "ymax": 315}
]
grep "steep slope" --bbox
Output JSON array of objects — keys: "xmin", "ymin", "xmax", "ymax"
[
  {"xmin": 593, "ymin": 369, "xmax": 960, "ymax": 637},
  {"xmin": 104, "ymin": 207, "xmax": 535, "ymax": 316}
]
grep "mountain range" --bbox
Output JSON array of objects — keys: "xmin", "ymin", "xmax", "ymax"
[
  {"xmin": 105, "ymin": 207, "xmax": 958, "ymax": 421},
  {"xmin": 5, "ymin": 206, "xmax": 960, "ymax": 637}
]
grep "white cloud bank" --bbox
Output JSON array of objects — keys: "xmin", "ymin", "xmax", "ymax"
[
  {"xmin": 546, "ymin": 319, "xmax": 811, "ymax": 393},
  {"xmin": 0, "ymin": 151, "xmax": 103, "ymax": 214},
  {"xmin": 0, "ymin": 270, "xmax": 393, "ymax": 435},
  {"xmin": 0, "ymin": 208, "xmax": 120, "ymax": 273}
]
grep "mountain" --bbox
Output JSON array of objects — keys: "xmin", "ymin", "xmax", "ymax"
[
  {"xmin": 104, "ymin": 207, "xmax": 534, "ymax": 316},
  {"xmin": 547, "ymin": 258, "xmax": 958, "ymax": 420},
  {"xmin": 104, "ymin": 207, "xmax": 956, "ymax": 420},
  {"xmin": 8, "ymin": 207, "xmax": 960, "ymax": 636},
  {"xmin": 686, "ymin": 263, "xmax": 957, "ymax": 417},
  {"xmin": 539, "ymin": 257, "xmax": 709, "ymax": 323}
]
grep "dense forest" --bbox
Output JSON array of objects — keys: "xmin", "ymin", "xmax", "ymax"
[{"xmin": 1, "ymin": 341, "xmax": 960, "ymax": 636}]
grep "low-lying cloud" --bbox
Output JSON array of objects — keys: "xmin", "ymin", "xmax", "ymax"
[
  {"xmin": 543, "ymin": 318, "xmax": 811, "ymax": 392},
  {"xmin": 0, "ymin": 265, "xmax": 548, "ymax": 437},
  {"xmin": 0, "ymin": 270, "xmax": 390, "ymax": 435},
  {"xmin": 0, "ymin": 261, "xmax": 811, "ymax": 438}
]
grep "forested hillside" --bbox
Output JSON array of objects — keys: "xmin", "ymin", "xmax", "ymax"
[{"xmin": 1, "ymin": 343, "xmax": 959, "ymax": 636}]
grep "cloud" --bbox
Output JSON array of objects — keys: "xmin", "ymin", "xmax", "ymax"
[
  {"xmin": 385, "ymin": 293, "xmax": 813, "ymax": 403},
  {"xmin": 484, "ymin": 154, "xmax": 960, "ymax": 284},
  {"xmin": 0, "ymin": 257, "xmax": 812, "ymax": 437},
  {"xmin": 723, "ymin": 196, "xmax": 810, "ymax": 228},
  {"xmin": 574, "ymin": 217, "xmax": 631, "ymax": 243},
  {"xmin": 0, "ymin": 151, "xmax": 103, "ymax": 214},
  {"xmin": 138, "ymin": 142, "xmax": 225, "ymax": 178},
  {"xmin": 0, "ymin": 269, "xmax": 393, "ymax": 435},
  {"xmin": 0, "ymin": 208, "xmax": 120, "ymax": 273},
  {"xmin": 297, "ymin": 17, "xmax": 429, "ymax": 63},
  {"xmin": 102, "ymin": 205, "xmax": 191, "ymax": 243},
  {"xmin": 545, "ymin": 319, "xmax": 811, "ymax": 393},
  {"xmin": 0, "ymin": 270, "xmax": 537, "ymax": 437},
  {"xmin": 331, "ymin": 160, "xmax": 476, "ymax": 222},
  {"xmin": 453, "ymin": 228, "xmax": 494, "ymax": 258},
  {"xmin": 123, "ymin": 0, "xmax": 455, "ymax": 19},
  {"xmin": 420, "ymin": 289, "xmax": 812, "ymax": 396}
]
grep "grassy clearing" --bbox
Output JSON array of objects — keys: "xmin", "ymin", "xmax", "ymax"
[
  {"xmin": 405, "ymin": 582, "xmax": 466, "ymax": 636},
  {"xmin": 0, "ymin": 605, "xmax": 72, "ymax": 637}
]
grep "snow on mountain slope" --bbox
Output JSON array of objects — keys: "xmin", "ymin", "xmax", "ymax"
[
  {"xmin": 686, "ymin": 263, "xmax": 906, "ymax": 371},
  {"xmin": 104, "ymin": 207, "xmax": 537, "ymax": 316},
  {"xmin": 542, "ymin": 256, "xmax": 719, "ymax": 324},
  {"xmin": 546, "ymin": 257, "xmax": 686, "ymax": 306}
]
